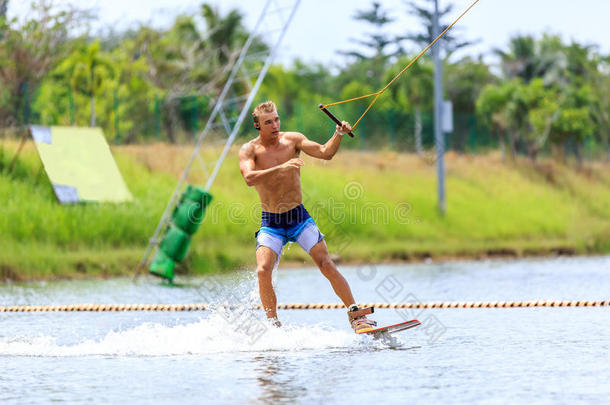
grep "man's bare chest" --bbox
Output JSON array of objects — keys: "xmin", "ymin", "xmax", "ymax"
[{"xmin": 254, "ymin": 143, "xmax": 299, "ymax": 170}]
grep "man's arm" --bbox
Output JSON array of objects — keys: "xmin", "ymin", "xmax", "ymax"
[
  {"xmin": 239, "ymin": 142, "xmax": 303, "ymax": 187},
  {"xmin": 296, "ymin": 121, "xmax": 352, "ymax": 160}
]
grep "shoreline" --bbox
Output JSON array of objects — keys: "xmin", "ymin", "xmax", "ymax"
[
  {"xmin": 3, "ymin": 142, "xmax": 610, "ymax": 284},
  {"xmin": 3, "ymin": 249, "xmax": 606, "ymax": 285}
]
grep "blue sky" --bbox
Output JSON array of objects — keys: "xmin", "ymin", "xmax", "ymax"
[{"xmin": 9, "ymin": 0, "xmax": 610, "ymax": 67}]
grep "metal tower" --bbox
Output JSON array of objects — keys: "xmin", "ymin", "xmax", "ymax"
[{"xmin": 138, "ymin": 0, "xmax": 301, "ymax": 274}]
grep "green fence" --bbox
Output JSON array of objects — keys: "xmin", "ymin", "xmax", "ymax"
[
  {"xmin": 278, "ymin": 100, "xmax": 497, "ymax": 154},
  {"xmin": 1, "ymin": 82, "xmax": 609, "ymax": 161}
]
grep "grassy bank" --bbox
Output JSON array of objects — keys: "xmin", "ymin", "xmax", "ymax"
[{"xmin": 1, "ymin": 139, "xmax": 610, "ymax": 282}]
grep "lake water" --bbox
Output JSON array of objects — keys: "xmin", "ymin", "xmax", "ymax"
[{"xmin": 1, "ymin": 256, "xmax": 609, "ymax": 404}]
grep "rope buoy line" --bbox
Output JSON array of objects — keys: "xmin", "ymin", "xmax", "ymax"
[{"xmin": 0, "ymin": 300, "xmax": 608, "ymax": 312}]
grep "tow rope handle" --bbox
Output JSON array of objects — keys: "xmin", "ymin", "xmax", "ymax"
[{"xmin": 318, "ymin": 104, "xmax": 355, "ymax": 138}]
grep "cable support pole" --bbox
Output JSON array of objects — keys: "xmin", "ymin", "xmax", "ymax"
[{"xmin": 433, "ymin": 0, "xmax": 446, "ymax": 215}]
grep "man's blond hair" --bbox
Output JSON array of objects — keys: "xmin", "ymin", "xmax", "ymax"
[{"xmin": 252, "ymin": 101, "xmax": 277, "ymax": 125}]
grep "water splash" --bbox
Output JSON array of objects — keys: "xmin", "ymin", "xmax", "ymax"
[
  {"xmin": 0, "ymin": 313, "xmax": 397, "ymax": 357},
  {"xmin": 0, "ymin": 270, "xmax": 411, "ymax": 357}
]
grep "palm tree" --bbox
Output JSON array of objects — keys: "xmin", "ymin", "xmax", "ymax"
[
  {"xmin": 131, "ymin": 4, "xmax": 258, "ymax": 97},
  {"xmin": 494, "ymin": 35, "xmax": 570, "ymax": 85},
  {"xmin": 495, "ymin": 36, "xmax": 540, "ymax": 82},
  {"xmin": 200, "ymin": 4, "xmax": 249, "ymax": 65},
  {"xmin": 476, "ymin": 80, "xmax": 520, "ymax": 160},
  {"xmin": 58, "ymin": 41, "xmax": 115, "ymax": 127},
  {"xmin": 494, "ymin": 35, "xmax": 602, "ymax": 161}
]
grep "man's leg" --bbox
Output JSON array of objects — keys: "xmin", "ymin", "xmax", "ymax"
[
  {"xmin": 309, "ymin": 241, "xmax": 355, "ymax": 308},
  {"xmin": 256, "ymin": 246, "xmax": 279, "ymax": 320}
]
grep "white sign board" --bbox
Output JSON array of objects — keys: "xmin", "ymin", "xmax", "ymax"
[{"xmin": 442, "ymin": 100, "xmax": 453, "ymax": 133}]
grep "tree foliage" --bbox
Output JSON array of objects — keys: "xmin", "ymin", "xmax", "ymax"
[
  {"xmin": 0, "ymin": 0, "xmax": 90, "ymax": 127},
  {"xmin": 1, "ymin": 0, "xmax": 610, "ymax": 162},
  {"xmin": 339, "ymin": 1, "xmax": 403, "ymax": 89},
  {"xmin": 403, "ymin": 0, "xmax": 477, "ymax": 59}
]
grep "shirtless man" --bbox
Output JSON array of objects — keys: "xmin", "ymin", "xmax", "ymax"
[{"xmin": 238, "ymin": 100, "xmax": 376, "ymax": 332}]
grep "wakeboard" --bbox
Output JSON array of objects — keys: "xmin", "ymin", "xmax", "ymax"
[{"xmin": 356, "ymin": 319, "xmax": 421, "ymax": 336}]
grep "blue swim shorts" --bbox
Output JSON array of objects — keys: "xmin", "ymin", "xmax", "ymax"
[{"xmin": 255, "ymin": 204, "xmax": 324, "ymax": 258}]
